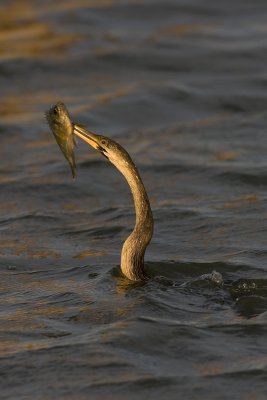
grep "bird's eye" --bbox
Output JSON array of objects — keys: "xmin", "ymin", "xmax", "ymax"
[
  {"xmin": 53, "ymin": 108, "xmax": 58, "ymax": 115},
  {"xmin": 101, "ymin": 140, "xmax": 106, "ymax": 145}
]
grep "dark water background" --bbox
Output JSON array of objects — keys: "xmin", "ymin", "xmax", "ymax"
[{"xmin": 1, "ymin": 1, "xmax": 267, "ymax": 399}]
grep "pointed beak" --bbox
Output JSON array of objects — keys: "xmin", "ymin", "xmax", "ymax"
[{"xmin": 73, "ymin": 124, "xmax": 99, "ymax": 150}]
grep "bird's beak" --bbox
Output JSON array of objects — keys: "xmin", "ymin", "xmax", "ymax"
[{"xmin": 73, "ymin": 124, "xmax": 99, "ymax": 150}]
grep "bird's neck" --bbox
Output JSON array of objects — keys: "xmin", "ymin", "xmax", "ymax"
[{"xmin": 112, "ymin": 157, "xmax": 153, "ymax": 281}]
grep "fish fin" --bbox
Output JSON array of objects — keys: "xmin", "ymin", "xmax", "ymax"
[{"xmin": 70, "ymin": 160, "xmax": 76, "ymax": 179}]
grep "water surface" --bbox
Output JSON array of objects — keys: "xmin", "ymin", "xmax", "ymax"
[{"xmin": 1, "ymin": 1, "xmax": 267, "ymax": 399}]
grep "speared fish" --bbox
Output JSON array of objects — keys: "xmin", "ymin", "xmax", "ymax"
[{"xmin": 46, "ymin": 102, "xmax": 76, "ymax": 178}]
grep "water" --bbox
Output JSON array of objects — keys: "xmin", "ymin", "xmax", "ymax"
[{"xmin": 1, "ymin": 1, "xmax": 267, "ymax": 399}]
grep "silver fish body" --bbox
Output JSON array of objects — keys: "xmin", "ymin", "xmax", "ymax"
[{"xmin": 46, "ymin": 102, "xmax": 76, "ymax": 178}]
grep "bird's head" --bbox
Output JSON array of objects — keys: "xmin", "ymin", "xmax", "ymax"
[{"xmin": 73, "ymin": 124, "xmax": 132, "ymax": 168}]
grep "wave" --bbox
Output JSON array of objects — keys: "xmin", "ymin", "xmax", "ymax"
[
  {"xmin": 61, "ymin": 225, "xmax": 124, "ymax": 238},
  {"xmin": 219, "ymin": 170, "xmax": 267, "ymax": 187}
]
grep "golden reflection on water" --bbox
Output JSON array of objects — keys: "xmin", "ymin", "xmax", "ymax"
[
  {"xmin": 147, "ymin": 22, "xmax": 213, "ymax": 44},
  {"xmin": 70, "ymin": 83, "xmax": 138, "ymax": 115},
  {"xmin": 221, "ymin": 193, "xmax": 258, "ymax": 210},
  {"xmin": 0, "ymin": 83, "xmax": 137, "ymax": 123},
  {"xmin": 73, "ymin": 249, "xmax": 106, "ymax": 259},
  {"xmin": 0, "ymin": 175, "xmax": 18, "ymax": 183},
  {"xmin": 0, "ymin": 93, "xmax": 68, "ymax": 122},
  {"xmin": 0, "ymin": 267, "xmax": 143, "ymax": 356},
  {"xmin": 0, "ymin": 0, "xmax": 144, "ymax": 24},
  {"xmin": 0, "ymin": 6, "xmax": 80, "ymax": 62},
  {"xmin": 0, "ymin": 239, "xmax": 61, "ymax": 258},
  {"xmin": 0, "ymin": 269, "xmax": 96, "ymax": 356},
  {"xmin": 4, "ymin": 99, "xmax": 63, "ymax": 125},
  {"xmin": 161, "ymin": 23, "xmax": 212, "ymax": 36},
  {"xmin": 215, "ymin": 151, "xmax": 237, "ymax": 161},
  {"xmin": 195, "ymin": 354, "xmax": 267, "ymax": 378}
]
